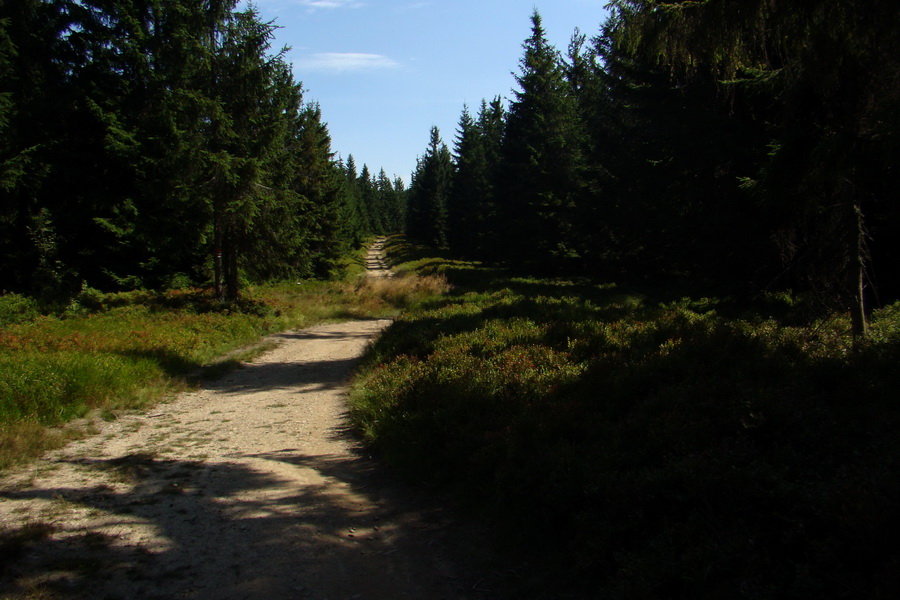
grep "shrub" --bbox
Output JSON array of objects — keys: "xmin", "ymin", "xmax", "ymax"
[
  {"xmin": 349, "ymin": 261, "xmax": 900, "ymax": 600},
  {"xmin": 0, "ymin": 294, "xmax": 40, "ymax": 327}
]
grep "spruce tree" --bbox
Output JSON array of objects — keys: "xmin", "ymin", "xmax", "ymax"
[
  {"xmin": 293, "ymin": 103, "xmax": 344, "ymax": 277},
  {"xmin": 448, "ymin": 106, "xmax": 479, "ymax": 255},
  {"xmin": 86, "ymin": 0, "xmax": 239, "ymax": 290},
  {"xmin": 448, "ymin": 101, "xmax": 505, "ymax": 258},
  {"xmin": 0, "ymin": 0, "xmax": 396, "ymax": 300},
  {"xmin": 408, "ymin": 126, "xmax": 452, "ymax": 248},
  {"xmin": 391, "ymin": 176, "xmax": 408, "ymax": 234},
  {"xmin": 340, "ymin": 154, "xmax": 369, "ymax": 246},
  {"xmin": 206, "ymin": 5, "xmax": 293, "ymax": 299},
  {"xmin": 358, "ymin": 164, "xmax": 377, "ymax": 235},
  {"xmin": 0, "ymin": 0, "xmax": 85, "ymax": 298},
  {"xmin": 500, "ymin": 10, "xmax": 586, "ymax": 270},
  {"xmin": 375, "ymin": 168, "xmax": 404, "ymax": 234},
  {"xmin": 606, "ymin": 0, "xmax": 900, "ymax": 336}
]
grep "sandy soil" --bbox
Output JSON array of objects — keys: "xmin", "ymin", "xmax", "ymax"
[{"xmin": 0, "ymin": 242, "xmax": 499, "ymax": 599}]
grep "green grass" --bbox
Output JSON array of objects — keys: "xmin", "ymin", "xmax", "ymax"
[
  {"xmin": 0, "ymin": 243, "xmax": 439, "ymax": 468},
  {"xmin": 350, "ymin": 244, "xmax": 900, "ymax": 599}
]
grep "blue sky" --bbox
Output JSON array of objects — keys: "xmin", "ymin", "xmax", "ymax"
[{"xmin": 249, "ymin": 1, "xmax": 609, "ymax": 184}]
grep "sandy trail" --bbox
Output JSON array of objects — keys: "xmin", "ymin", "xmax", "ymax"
[
  {"xmin": 364, "ymin": 238, "xmax": 391, "ymax": 277},
  {"xmin": 0, "ymin": 245, "xmax": 497, "ymax": 599}
]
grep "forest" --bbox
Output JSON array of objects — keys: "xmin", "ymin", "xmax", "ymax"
[
  {"xmin": 2, "ymin": 1, "xmax": 899, "ymax": 597},
  {"xmin": 389, "ymin": 2, "xmax": 898, "ymax": 595},
  {"xmin": 1, "ymin": 0, "xmax": 405, "ymax": 302},
  {"xmin": 4, "ymin": 0, "xmax": 898, "ymax": 329},
  {"xmin": 408, "ymin": 0, "xmax": 899, "ymax": 337}
]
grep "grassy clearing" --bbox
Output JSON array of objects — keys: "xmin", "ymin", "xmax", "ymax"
[
  {"xmin": 350, "ymin": 243, "xmax": 900, "ymax": 599},
  {"xmin": 0, "ymin": 244, "xmax": 439, "ymax": 468}
]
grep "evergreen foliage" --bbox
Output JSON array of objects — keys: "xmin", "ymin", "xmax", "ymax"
[
  {"xmin": 0, "ymin": 0, "xmax": 402, "ymax": 301},
  {"xmin": 499, "ymin": 11, "xmax": 586, "ymax": 271},
  {"xmin": 447, "ymin": 99, "xmax": 505, "ymax": 259},
  {"xmin": 407, "ymin": 126, "xmax": 452, "ymax": 248},
  {"xmin": 602, "ymin": 0, "xmax": 900, "ymax": 334},
  {"xmin": 410, "ymin": 3, "xmax": 899, "ymax": 330}
]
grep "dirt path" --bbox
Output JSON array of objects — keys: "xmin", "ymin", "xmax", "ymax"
[
  {"xmin": 0, "ymin": 248, "xmax": 500, "ymax": 599},
  {"xmin": 364, "ymin": 237, "xmax": 391, "ymax": 277}
]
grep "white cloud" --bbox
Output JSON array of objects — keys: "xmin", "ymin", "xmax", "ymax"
[
  {"xmin": 297, "ymin": 0, "xmax": 364, "ymax": 9},
  {"xmin": 295, "ymin": 52, "xmax": 401, "ymax": 73},
  {"xmin": 250, "ymin": 0, "xmax": 364, "ymax": 11}
]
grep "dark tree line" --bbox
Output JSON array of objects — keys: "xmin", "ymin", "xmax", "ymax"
[
  {"xmin": 409, "ymin": 2, "xmax": 899, "ymax": 336},
  {"xmin": 0, "ymin": 0, "xmax": 399, "ymax": 301},
  {"xmin": 340, "ymin": 155, "xmax": 406, "ymax": 249}
]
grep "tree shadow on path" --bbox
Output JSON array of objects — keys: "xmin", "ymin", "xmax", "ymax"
[
  {"xmin": 1, "ymin": 443, "xmax": 503, "ymax": 599},
  {"xmin": 0, "ymin": 321, "xmax": 508, "ymax": 599}
]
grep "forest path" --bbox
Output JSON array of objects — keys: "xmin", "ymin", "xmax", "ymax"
[
  {"xmin": 364, "ymin": 236, "xmax": 391, "ymax": 276},
  {"xmin": 0, "ymin": 251, "xmax": 498, "ymax": 599}
]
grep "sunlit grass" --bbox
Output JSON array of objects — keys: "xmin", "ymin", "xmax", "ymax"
[{"xmin": 0, "ymin": 247, "xmax": 450, "ymax": 469}]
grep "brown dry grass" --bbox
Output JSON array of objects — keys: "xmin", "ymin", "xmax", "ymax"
[{"xmin": 352, "ymin": 273, "xmax": 451, "ymax": 310}]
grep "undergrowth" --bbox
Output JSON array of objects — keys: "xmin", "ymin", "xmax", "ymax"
[
  {"xmin": 0, "ymin": 240, "xmax": 439, "ymax": 468},
  {"xmin": 350, "ymin": 243, "xmax": 900, "ymax": 599}
]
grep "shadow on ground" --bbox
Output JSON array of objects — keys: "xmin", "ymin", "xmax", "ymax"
[
  {"xmin": 0, "ymin": 437, "xmax": 503, "ymax": 599},
  {"xmin": 0, "ymin": 321, "xmax": 507, "ymax": 600}
]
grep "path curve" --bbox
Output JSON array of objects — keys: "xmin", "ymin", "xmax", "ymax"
[{"xmin": 0, "ymin": 319, "xmax": 496, "ymax": 599}]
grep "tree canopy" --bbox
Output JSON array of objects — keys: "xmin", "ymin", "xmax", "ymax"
[
  {"xmin": 0, "ymin": 0, "xmax": 401, "ymax": 301},
  {"xmin": 407, "ymin": 2, "xmax": 899, "ymax": 335}
]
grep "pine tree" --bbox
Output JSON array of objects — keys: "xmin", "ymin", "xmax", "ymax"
[
  {"xmin": 206, "ymin": 5, "xmax": 293, "ymax": 299},
  {"xmin": 448, "ymin": 100, "xmax": 505, "ymax": 258},
  {"xmin": 500, "ymin": 10, "xmax": 586, "ymax": 270},
  {"xmin": 292, "ymin": 103, "xmax": 345, "ymax": 277},
  {"xmin": 606, "ymin": 0, "xmax": 900, "ymax": 336},
  {"xmin": 408, "ymin": 126, "xmax": 452, "ymax": 248}
]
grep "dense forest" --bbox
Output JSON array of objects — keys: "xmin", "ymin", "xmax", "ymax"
[
  {"xmin": 2, "ymin": 3, "xmax": 899, "ymax": 596},
  {"xmin": 5, "ymin": 0, "xmax": 896, "ymax": 330},
  {"xmin": 373, "ymin": 3, "xmax": 900, "ymax": 595},
  {"xmin": 408, "ymin": 0, "xmax": 899, "ymax": 337},
  {"xmin": 0, "ymin": 0, "xmax": 405, "ymax": 301}
]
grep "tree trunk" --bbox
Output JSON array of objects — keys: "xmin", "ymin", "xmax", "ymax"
[
  {"xmin": 214, "ymin": 203, "xmax": 224, "ymax": 300},
  {"xmin": 224, "ymin": 231, "xmax": 239, "ymax": 301},
  {"xmin": 851, "ymin": 202, "xmax": 869, "ymax": 344}
]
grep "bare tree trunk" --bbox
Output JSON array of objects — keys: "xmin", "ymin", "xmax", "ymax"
[
  {"xmin": 851, "ymin": 202, "xmax": 869, "ymax": 343},
  {"xmin": 214, "ymin": 206, "xmax": 224, "ymax": 300},
  {"xmin": 225, "ymin": 248, "xmax": 239, "ymax": 301}
]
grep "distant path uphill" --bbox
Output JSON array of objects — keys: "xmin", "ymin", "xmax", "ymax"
[
  {"xmin": 0, "ymin": 243, "xmax": 497, "ymax": 599},
  {"xmin": 365, "ymin": 236, "xmax": 392, "ymax": 277}
]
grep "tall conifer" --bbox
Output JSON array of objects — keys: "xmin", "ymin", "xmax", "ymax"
[
  {"xmin": 448, "ymin": 100, "xmax": 504, "ymax": 258},
  {"xmin": 606, "ymin": 0, "xmax": 900, "ymax": 335},
  {"xmin": 408, "ymin": 126, "xmax": 452, "ymax": 248},
  {"xmin": 501, "ymin": 10, "xmax": 586, "ymax": 270}
]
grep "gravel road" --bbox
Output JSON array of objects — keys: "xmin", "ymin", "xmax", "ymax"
[{"xmin": 0, "ymin": 245, "xmax": 499, "ymax": 599}]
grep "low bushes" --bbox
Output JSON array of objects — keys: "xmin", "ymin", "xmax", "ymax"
[
  {"xmin": 350, "ymin": 260, "xmax": 900, "ymax": 599},
  {"xmin": 0, "ymin": 255, "xmax": 448, "ymax": 468}
]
